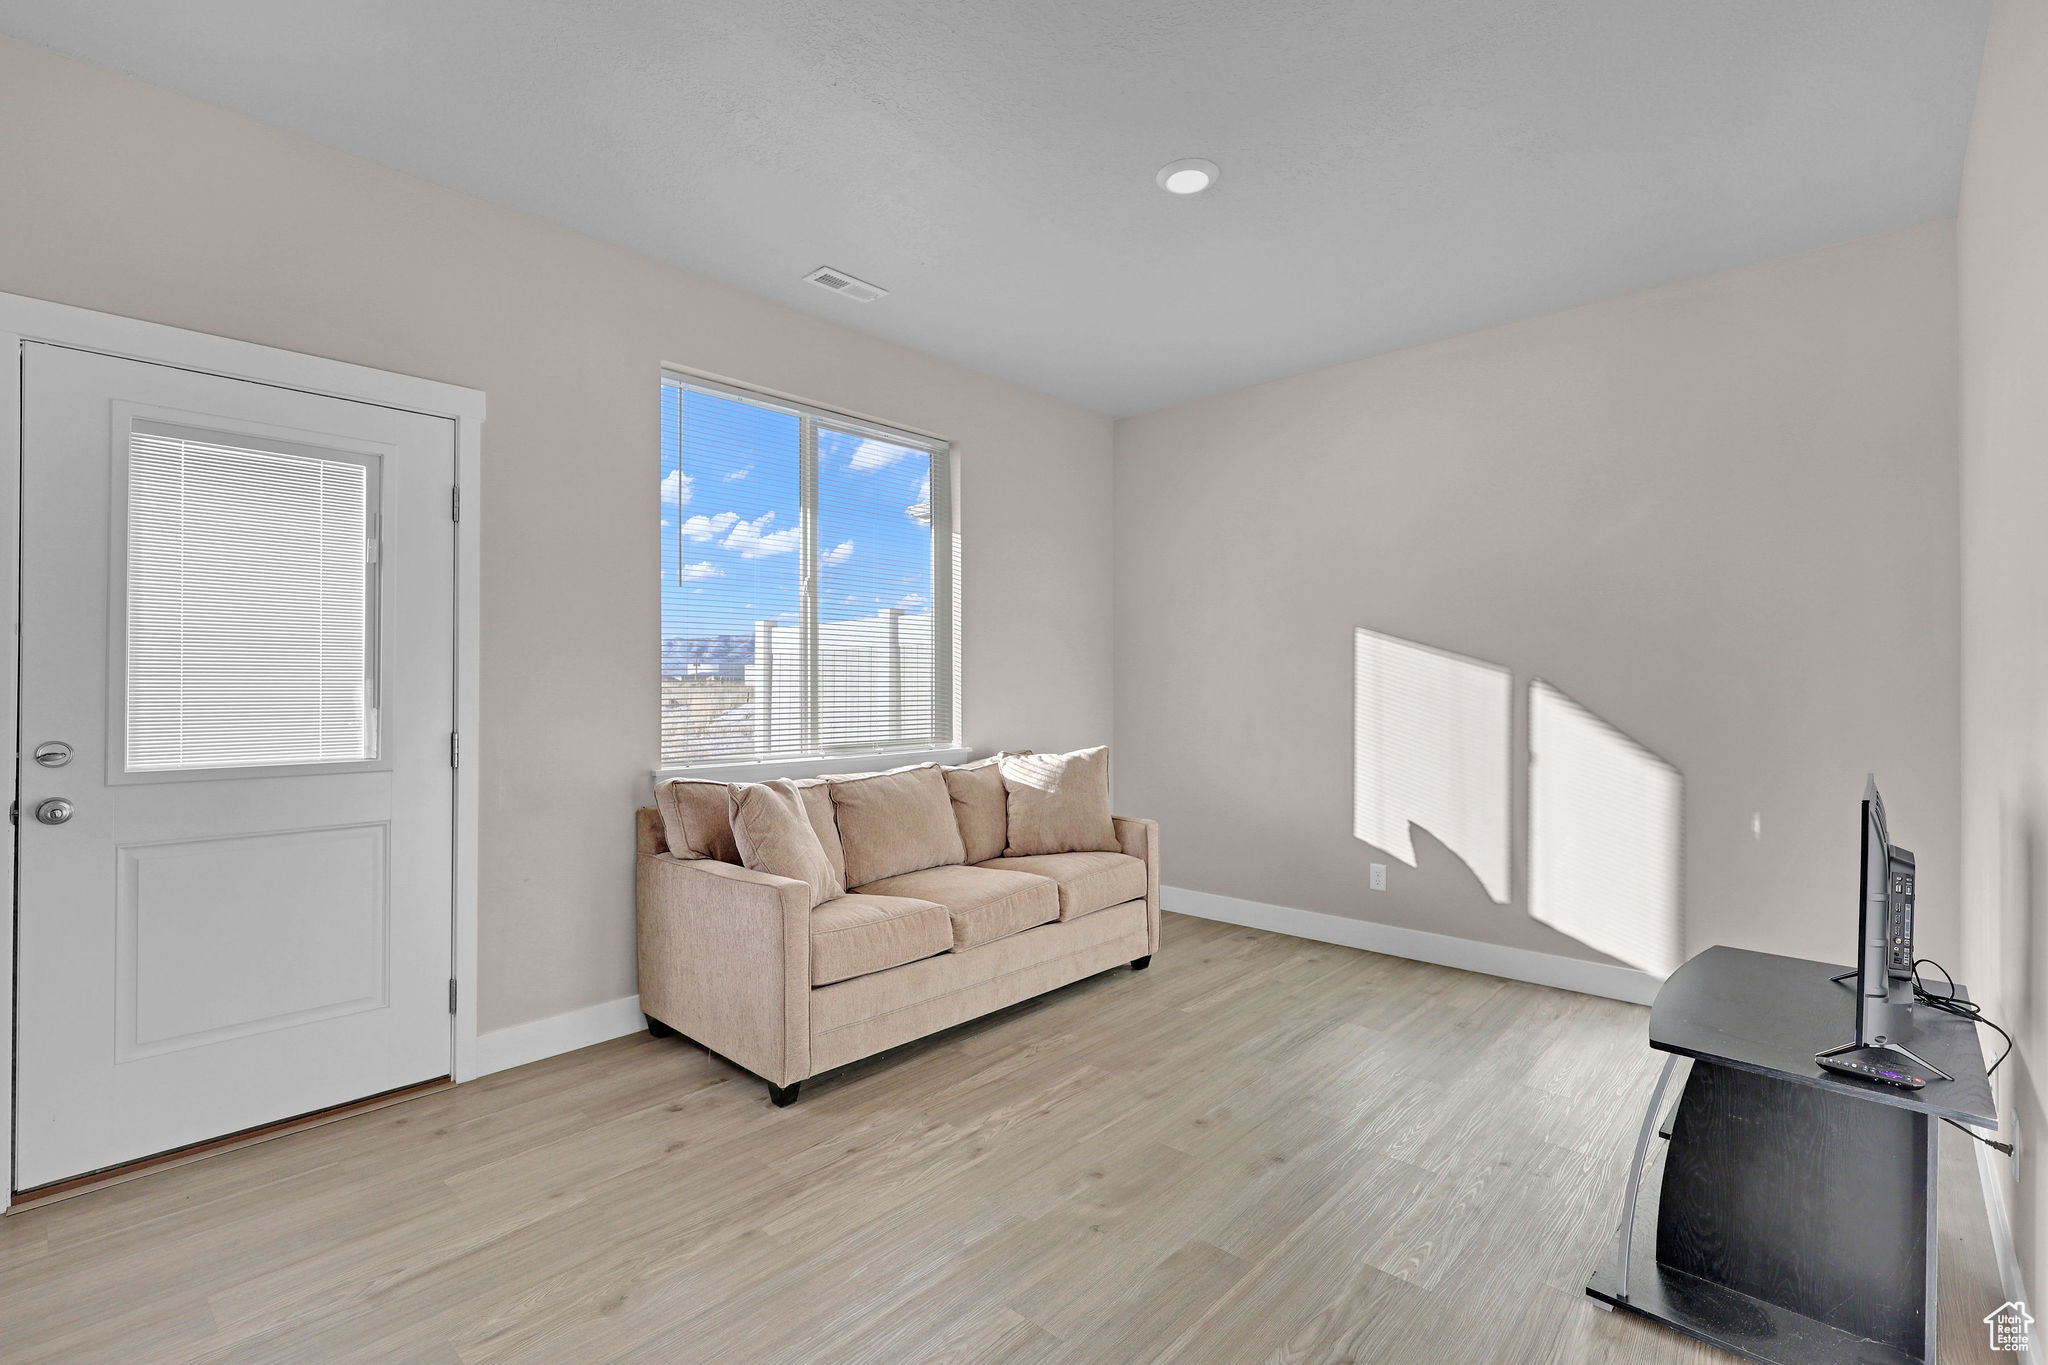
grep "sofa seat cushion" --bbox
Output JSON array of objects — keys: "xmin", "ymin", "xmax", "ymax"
[
  {"xmin": 854, "ymin": 863, "xmax": 1059, "ymax": 951},
  {"xmin": 974, "ymin": 851, "xmax": 1146, "ymax": 922},
  {"xmin": 809, "ymin": 899, "xmax": 1150, "ymax": 1071},
  {"xmin": 810, "ymin": 894, "xmax": 951, "ymax": 986}
]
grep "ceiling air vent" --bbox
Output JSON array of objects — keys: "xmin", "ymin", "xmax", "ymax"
[{"xmin": 804, "ymin": 266, "xmax": 888, "ymax": 303}]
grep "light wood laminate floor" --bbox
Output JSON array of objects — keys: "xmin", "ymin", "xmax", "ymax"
[{"xmin": 0, "ymin": 913, "xmax": 2013, "ymax": 1364}]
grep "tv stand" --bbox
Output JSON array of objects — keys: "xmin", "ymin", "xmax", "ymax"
[{"xmin": 1587, "ymin": 946, "xmax": 1996, "ymax": 1365}]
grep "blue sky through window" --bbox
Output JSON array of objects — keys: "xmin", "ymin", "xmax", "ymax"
[
  {"xmin": 816, "ymin": 426, "xmax": 934, "ymax": 623},
  {"xmin": 660, "ymin": 384, "xmax": 800, "ymax": 640},
  {"xmin": 659, "ymin": 385, "xmax": 935, "ymax": 645}
]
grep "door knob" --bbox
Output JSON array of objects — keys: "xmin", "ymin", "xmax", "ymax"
[{"xmin": 35, "ymin": 798, "xmax": 73, "ymax": 825}]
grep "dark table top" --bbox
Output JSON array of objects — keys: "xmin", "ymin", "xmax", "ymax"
[{"xmin": 1649, "ymin": 945, "xmax": 1997, "ymax": 1127}]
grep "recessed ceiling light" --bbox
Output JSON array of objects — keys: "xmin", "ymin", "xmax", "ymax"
[{"xmin": 1156, "ymin": 158, "xmax": 1219, "ymax": 195}]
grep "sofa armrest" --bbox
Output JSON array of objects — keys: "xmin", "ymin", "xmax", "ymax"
[
  {"xmin": 637, "ymin": 853, "xmax": 811, "ymax": 1086},
  {"xmin": 1112, "ymin": 816, "xmax": 1160, "ymax": 955}
]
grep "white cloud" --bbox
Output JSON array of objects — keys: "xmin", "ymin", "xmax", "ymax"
[
  {"xmin": 824, "ymin": 540, "xmax": 855, "ymax": 566},
  {"xmin": 661, "ymin": 470, "xmax": 693, "ymax": 508},
  {"xmin": 906, "ymin": 473, "xmax": 931, "ymax": 526},
  {"xmin": 723, "ymin": 510, "xmax": 803, "ymax": 558},
  {"xmin": 678, "ymin": 561, "xmax": 722, "ymax": 581},
  {"xmin": 849, "ymin": 437, "xmax": 911, "ymax": 471},
  {"xmin": 681, "ymin": 511, "xmax": 739, "ymax": 541},
  {"xmin": 724, "ymin": 467, "xmax": 750, "ymax": 481},
  {"xmin": 896, "ymin": 592, "xmax": 928, "ymax": 611}
]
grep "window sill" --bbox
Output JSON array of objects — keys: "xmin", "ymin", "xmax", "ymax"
[{"xmin": 652, "ymin": 747, "xmax": 974, "ymax": 787}]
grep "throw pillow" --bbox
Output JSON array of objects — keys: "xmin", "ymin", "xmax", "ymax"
[
  {"xmin": 793, "ymin": 777, "xmax": 849, "ymax": 889},
  {"xmin": 728, "ymin": 780, "xmax": 843, "ymax": 907},
  {"xmin": 1001, "ymin": 747, "xmax": 1119, "ymax": 856}
]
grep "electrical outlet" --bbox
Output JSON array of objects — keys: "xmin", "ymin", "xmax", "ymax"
[{"xmin": 1370, "ymin": 863, "xmax": 1387, "ymax": 892}]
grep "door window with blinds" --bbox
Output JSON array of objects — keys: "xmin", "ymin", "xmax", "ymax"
[
  {"xmin": 120, "ymin": 419, "xmax": 381, "ymax": 774},
  {"xmin": 660, "ymin": 375, "xmax": 955, "ymax": 767}
]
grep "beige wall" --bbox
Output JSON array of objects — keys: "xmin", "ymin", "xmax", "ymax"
[
  {"xmin": 1959, "ymin": 0, "xmax": 2048, "ymax": 1304},
  {"xmin": 1115, "ymin": 221, "xmax": 1961, "ymax": 972},
  {"xmin": 0, "ymin": 28, "xmax": 1980, "ymax": 1040},
  {"xmin": 0, "ymin": 37, "xmax": 1115, "ymax": 1032}
]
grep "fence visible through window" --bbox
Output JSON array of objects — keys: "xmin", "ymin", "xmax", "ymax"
[{"xmin": 659, "ymin": 376, "xmax": 954, "ymax": 768}]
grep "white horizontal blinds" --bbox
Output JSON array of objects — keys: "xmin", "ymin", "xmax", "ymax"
[
  {"xmin": 816, "ymin": 425, "xmax": 937, "ymax": 751},
  {"xmin": 660, "ymin": 381, "xmax": 804, "ymax": 765},
  {"xmin": 659, "ymin": 375, "xmax": 953, "ymax": 767},
  {"xmin": 126, "ymin": 423, "xmax": 375, "ymax": 772}
]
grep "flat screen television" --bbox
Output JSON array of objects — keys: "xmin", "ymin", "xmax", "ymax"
[
  {"xmin": 1817, "ymin": 775, "xmax": 1950, "ymax": 1084},
  {"xmin": 1852, "ymin": 776, "xmax": 1911, "ymax": 1046}
]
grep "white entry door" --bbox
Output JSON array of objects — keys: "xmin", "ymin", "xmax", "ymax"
[{"xmin": 13, "ymin": 343, "xmax": 456, "ymax": 1191}]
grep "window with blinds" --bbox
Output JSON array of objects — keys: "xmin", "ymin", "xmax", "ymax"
[
  {"xmin": 125, "ymin": 422, "xmax": 378, "ymax": 772},
  {"xmin": 660, "ymin": 376, "xmax": 955, "ymax": 768}
]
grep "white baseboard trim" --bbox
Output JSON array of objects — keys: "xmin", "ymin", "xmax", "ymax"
[
  {"xmin": 1164, "ymin": 886, "xmax": 1662, "ymax": 1006},
  {"xmin": 1975, "ymin": 1137, "xmax": 2043, "ymax": 1364},
  {"xmin": 474, "ymin": 894, "xmax": 1655, "ymax": 1076},
  {"xmin": 475, "ymin": 993, "xmax": 647, "ymax": 1077}
]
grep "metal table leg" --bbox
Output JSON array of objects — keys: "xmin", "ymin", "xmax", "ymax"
[{"xmin": 1616, "ymin": 1052, "xmax": 1680, "ymax": 1301}]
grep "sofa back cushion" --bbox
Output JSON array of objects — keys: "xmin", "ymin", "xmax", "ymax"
[
  {"xmin": 655, "ymin": 778, "xmax": 740, "ymax": 862},
  {"xmin": 831, "ymin": 764, "xmax": 967, "ymax": 887},
  {"xmin": 1001, "ymin": 746, "xmax": 1119, "ymax": 856},
  {"xmin": 729, "ymin": 780, "xmax": 843, "ymax": 907},
  {"xmin": 943, "ymin": 757, "xmax": 1010, "ymax": 864}
]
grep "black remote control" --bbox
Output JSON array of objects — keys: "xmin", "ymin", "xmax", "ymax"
[{"xmin": 1816, "ymin": 1048, "xmax": 1928, "ymax": 1089}]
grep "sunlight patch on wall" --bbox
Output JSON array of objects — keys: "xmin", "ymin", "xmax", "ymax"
[
  {"xmin": 1529, "ymin": 680, "xmax": 1684, "ymax": 977},
  {"xmin": 1352, "ymin": 628, "xmax": 1511, "ymax": 904}
]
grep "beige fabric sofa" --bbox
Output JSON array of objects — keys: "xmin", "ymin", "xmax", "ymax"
[{"xmin": 635, "ymin": 769, "xmax": 1159, "ymax": 1105}]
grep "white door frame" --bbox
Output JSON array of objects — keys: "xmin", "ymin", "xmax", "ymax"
[{"xmin": 0, "ymin": 290, "xmax": 486, "ymax": 1196}]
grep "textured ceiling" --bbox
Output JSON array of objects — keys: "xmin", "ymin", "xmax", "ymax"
[{"xmin": 0, "ymin": 1, "xmax": 1990, "ymax": 416}]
